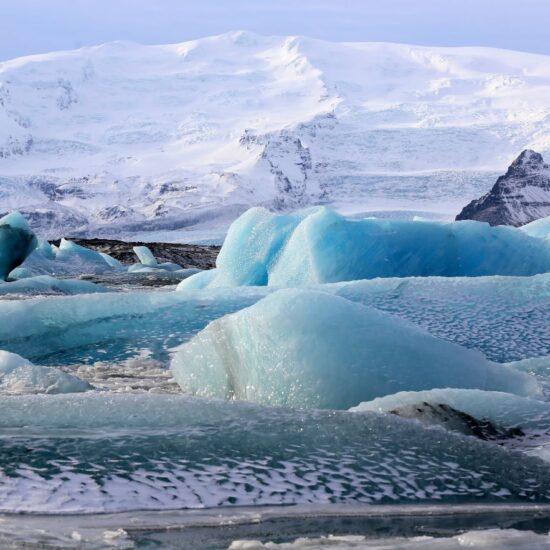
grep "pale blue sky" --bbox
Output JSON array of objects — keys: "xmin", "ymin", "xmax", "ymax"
[{"xmin": 1, "ymin": 0, "xmax": 549, "ymax": 60}]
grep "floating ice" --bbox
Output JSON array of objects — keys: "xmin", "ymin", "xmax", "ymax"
[
  {"xmin": 19, "ymin": 238, "xmax": 123, "ymax": 276},
  {"xmin": 228, "ymin": 530, "xmax": 550, "ymax": 549},
  {"xmin": 180, "ymin": 207, "xmax": 550, "ymax": 289},
  {"xmin": 99, "ymin": 252, "xmax": 125, "ymax": 270},
  {"xmin": 171, "ymin": 289, "xmax": 539, "ymax": 409},
  {"xmin": 521, "ymin": 215, "xmax": 550, "ymax": 239},
  {"xmin": 0, "ymin": 286, "xmax": 270, "ymax": 365},
  {"xmin": 0, "ymin": 393, "xmax": 548, "ymax": 513},
  {"xmin": 351, "ymin": 389, "xmax": 550, "ymax": 433},
  {"xmin": 0, "ymin": 211, "xmax": 38, "ymax": 281},
  {"xmin": 130, "ymin": 246, "xmax": 184, "ymax": 273},
  {"xmin": 0, "ymin": 275, "xmax": 109, "ymax": 296},
  {"xmin": 133, "ymin": 245, "xmax": 158, "ymax": 267},
  {"xmin": 0, "ymin": 350, "xmax": 91, "ymax": 394}
]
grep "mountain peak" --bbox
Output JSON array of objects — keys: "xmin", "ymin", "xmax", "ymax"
[{"xmin": 456, "ymin": 150, "xmax": 550, "ymax": 226}]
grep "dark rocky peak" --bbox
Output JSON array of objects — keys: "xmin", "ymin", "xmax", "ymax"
[{"xmin": 456, "ymin": 149, "xmax": 550, "ymax": 226}]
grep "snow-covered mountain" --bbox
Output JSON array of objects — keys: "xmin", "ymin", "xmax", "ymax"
[
  {"xmin": 456, "ymin": 150, "xmax": 550, "ymax": 226},
  {"xmin": 1, "ymin": 31, "xmax": 550, "ymax": 240}
]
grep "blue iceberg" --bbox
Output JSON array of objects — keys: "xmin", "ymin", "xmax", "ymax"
[
  {"xmin": 179, "ymin": 207, "xmax": 550, "ymax": 289},
  {"xmin": 17, "ymin": 238, "xmax": 123, "ymax": 276},
  {"xmin": 171, "ymin": 289, "xmax": 540, "ymax": 409},
  {"xmin": 0, "ymin": 211, "xmax": 38, "ymax": 281},
  {"xmin": 133, "ymin": 245, "xmax": 158, "ymax": 267}
]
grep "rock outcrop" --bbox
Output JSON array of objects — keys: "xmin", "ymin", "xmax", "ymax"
[{"xmin": 456, "ymin": 150, "xmax": 550, "ymax": 226}]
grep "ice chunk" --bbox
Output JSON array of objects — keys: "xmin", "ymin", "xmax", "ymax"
[
  {"xmin": 182, "ymin": 207, "xmax": 550, "ymax": 288},
  {"xmin": 133, "ymin": 245, "xmax": 158, "ymax": 267},
  {"xmin": 171, "ymin": 289, "xmax": 539, "ymax": 409},
  {"xmin": 0, "ymin": 211, "xmax": 38, "ymax": 281},
  {"xmin": 20, "ymin": 238, "xmax": 122, "ymax": 276},
  {"xmin": 99, "ymin": 252, "xmax": 124, "ymax": 269},
  {"xmin": 351, "ymin": 388, "xmax": 550, "ymax": 433},
  {"xmin": 8, "ymin": 267, "xmax": 32, "ymax": 279},
  {"xmin": 521, "ymin": 215, "xmax": 550, "ymax": 239},
  {"xmin": 0, "ymin": 350, "xmax": 91, "ymax": 394}
]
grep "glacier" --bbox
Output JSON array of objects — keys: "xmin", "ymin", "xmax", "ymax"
[
  {"xmin": 179, "ymin": 207, "xmax": 550, "ymax": 289},
  {"xmin": 0, "ymin": 211, "xmax": 37, "ymax": 281},
  {"xmin": 171, "ymin": 289, "xmax": 539, "ymax": 409},
  {"xmin": 2, "ymin": 33, "xmax": 550, "ymax": 239}
]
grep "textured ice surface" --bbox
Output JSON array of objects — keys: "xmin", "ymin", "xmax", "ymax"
[
  {"xmin": 180, "ymin": 207, "xmax": 550, "ymax": 289},
  {"xmin": 0, "ymin": 350, "xmax": 91, "ymax": 394},
  {"xmin": 171, "ymin": 290, "xmax": 539, "ymax": 409},
  {"xmin": 228, "ymin": 529, "xmax": 550, "ymax": 549},
  {"xmin": 133, "ymin": 245, "xmax": 158, "ymax": 267},
  {"xmin": 330, "ymin": 275, "xmax": 550, "ymax": 363},
  {"xmin": 0, "ymin": 211, "xmax": 38, "ymax": 281},
  {"xmin": 0, "ymin": 394, "xmax": 549, "ymax": 513},
  {"xmin": 0, "ymin": 287, "xmax": 270, "ymax": 367},
  {"xmin": 0, "ymin": 275, "xmax": 108, "ymax": 297}
]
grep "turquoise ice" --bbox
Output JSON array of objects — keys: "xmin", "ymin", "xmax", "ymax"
[
  {"xmin": 171, "ymin": 289, "xmax": 540, "ymax": 409},
  {"xmin": 0, "ymin": 211, "xmax": 38, "ymax": 281},
  {"xmin": 179, "ymin": 207, "xmax": 550, "ymax": 289}
]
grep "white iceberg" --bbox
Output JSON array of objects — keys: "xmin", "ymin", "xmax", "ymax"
[{"xmin": 171, "ymin": 289, "xmax": 540, "ymax": 409}]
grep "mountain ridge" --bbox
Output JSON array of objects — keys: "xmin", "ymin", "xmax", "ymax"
[{"xmin": 2, "ymin": 31, "xmax": 550, "ymax": 239}]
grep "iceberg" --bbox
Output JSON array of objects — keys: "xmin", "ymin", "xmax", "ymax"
[
  {"xmin": 179, "ymin": 207, "xmax": 550, "ymax": 289},
  {"xmin": 133, "ymin": 245, "xmax": 158, "ymax": 267},
  {"xmin": 171, "ymin": 289, "xmax": 539, "ymax": 409},
  {"xmin": 521, "ymin": 215, "xmax": 550, "ymax": 239},
  {"xmin": 0, "ymin": 211, "xmax": 38, "ymax": 281},
  {"xmin": 18, "ymin": 238, "xmax": 123, "ymax": 276},
  {"xmin": 0, "ymin": 350, "xmax": 91, "ymax": 394},
  {"xmin": 129, "ymin": 245, "xmax": 184, "ymax": 273},
  {"xmin": 351, "ymin": 388, "xmax": 550, "ymax": 433},
  {"xmin": 0, "ymin": 393, "xmax": 548, "ymax": 513}
]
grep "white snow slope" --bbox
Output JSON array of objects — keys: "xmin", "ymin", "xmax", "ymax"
[{"xmin": 1, "ymin": 31, "xmax": 550, "ymax": 240}]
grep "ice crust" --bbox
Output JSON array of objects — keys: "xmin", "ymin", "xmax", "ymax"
[
  {"xmin": 179, "ymin": 207, "xmax": 550, "ymax": 289},
  {"xmin": 171, "ymin": 289, "xmax": 539, "ymax": 409},
  {"xmin": 0, "ymin": 393, "xmax": 549, "ymax": 513},
  {"xmin": 0, "ymin": 350, "xmax": 91, "ymax": 394},
  {"xmin": 0, "ymin": 211, "xmax": 38, "ymax": 281}
]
